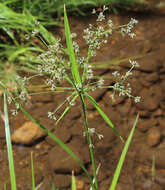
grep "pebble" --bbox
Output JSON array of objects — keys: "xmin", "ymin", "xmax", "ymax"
[
  {"xmin": 76, "ymin": 179, "xmax": 84, "ymax": 189},
  {"xmin": 160, "ymin": 101, "xmax": 165, "ymax": 110},
  {"xmin": 103, "ymin": 91, "xmax": 125, "ymax": 106},
  {"xmin": 48, "ymin": 137, "xmax": 90, "ymax": 175},
  {"xmin": 45, "ymin": 126, "xmax": 71, "ymax": 146},
  {"xmin": 48, "ymin": 144, "xmax": 83, "ymax": 174},
  {"xmin": 138, "ymin": 119, "xmax": 155, "ymax": 132},
  {"xmin": 147, "ymin": 127, "xmax": 161, "ymax": 147},
  {"xmin": 139, "ymin": 110, "xmax": 151, "ymax": 118},
  {"xmin": 137, "ymin": 89, "xmax": 159, "ymax": 111},
  {"xmin": 11, "ymin": 121, "xmax": 46, "ymax": 145},
  {"xmin": 142, "ymin": 180, "xmax": 162, "ymax": 190},
  {"xmin": 145, "ymin": 72, "xmax": 159, "ymax": 82},
  {"xmin": 118, "ymin": 98, "xmax": 132, "ymax": 117},
  {"xmin": 53, "ymin": 174, "xmax": 71, "ymax": 188},
  {"xmin": 152, "ymin": 109, "xmax": 163, "ymax": 117},
  {"xmin": 139, "ymin": 57, "xmax": 160, "ymax": 72}
]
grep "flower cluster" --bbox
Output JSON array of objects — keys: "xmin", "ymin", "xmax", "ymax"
[
  {"xmin": 121, "ymin": 18, "xmax": 138, "ymax": 38},
  {"xmin": 48, "ymin": 111, "xmax": 57, "ymax": 121},
  {"xmin": 111, "ymin": 60, "xmax": 141, "ymax": 103},
  {"xmin": 83, "ymin": 23, "xmax": 109, "ymax": 58},
  {"xmin": 83, "ymin": 127, "xmax": 104, "ymax": 141},
  {"xmin": 37, "ymin": 39, "xmax": 67, "ymax": 89}
]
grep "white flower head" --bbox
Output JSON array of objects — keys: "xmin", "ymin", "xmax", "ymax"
[{"xmin": 92, "ymin": 8, "xmax": 96, "ymax": 14}]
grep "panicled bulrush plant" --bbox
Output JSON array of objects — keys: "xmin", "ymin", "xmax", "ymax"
[{"xmin": 3, "ymin": 6, "xmax": 140, "ymax": 190}]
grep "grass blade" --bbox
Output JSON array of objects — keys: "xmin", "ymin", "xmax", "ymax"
[
  {"xmin": 89, "ymin": 163, "xmax": 101, "ymax": 190},
  {"xmin": 31, "ymin": 152, "xmax": 35, "ymax": 190},
  {"xmin": 56, "ymin": 94, "xmax": 78, "ymax": 125},
  {"xmin": 86, "ymin": 93, "xmax": 123, "ymax": 142},
  {"xmin": 72, "ymin": 171, "xmax": 77, "ymax": 190},
  {"xmin": 3, "ymin": 184, "xmax": 6, "ymax": 190},
  {"xmin": 3, "ymin": 93, "xmax": 17, "ymax": 190},
  {"xmin": 109, "ymin": 114, "xmax": 139, "ymax": 190},
  {"xmin": 64, "ymin": 5, "xmax": 81, "ymax": 85},
  {"xmin": 79, "ymin": 94, "xmax": 98, "ymax": 189}
]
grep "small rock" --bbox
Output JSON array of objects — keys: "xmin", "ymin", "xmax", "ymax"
[
  {"xmin": 103, "ymin": 91, "xmax": 126, "ymax": 107},
  {"xmin": 11, "ymin": 122, "xmax": 46, "ymax": 145},
  {"xmin": 139, "ymin": 110, "xmax": 151, "ymax": 118},
  {"xmin": 94, "ymin": 68, "xmax": 109, "ymax": 76},
  {"xmin": 139, "ymin": 76, "xmax": 152, "ymax": 87},
  {"xmin": 136, "ymin": 88, "xmax": 159, "ymax": 111},
  {"xmin": 145, "ymin": 72, "xmax": 159, "ymax": 83},
  {"xmin": 100, "ymin": 178, "xmax": 111, "ymax": 190},
  {"xmin": 160, "ymin": 101, "xmax": 165, "ymax": 110},
  {"xmin": 45, "ymin": 126, "xmax": 71, "ymax": 146},
  {"xmin": 118, "ymin": 98, "xmax": 132, "ymax": 117},
  {"xmin": 129, "ymin": 77, "xmax": 142, "ymax": 95},
  {"xmin": 139, "ymin": 57, "xmax": 160, "ymax": 72},
  {"xmin": 160, "ymin": 80, "xmax": 165, "ymax": 94},
  {"xmin": 147, "ymin": 127, "xmax": 161, "ymax": 147},
  {"xmin": 66, "ymin": 106, "xmax": 81, "ymax": 120},
  {"xmin": 152, "ymin": 109, "xmax": 163, "ymax": 117},
  {"xmin": 48, "ymin": 137, "xmax": 89, "ymax": 175},
  {"xmin": 32, "ymin": 93, "xmax": 53, "ymax": 103},
  {"xmin": 148, "ymin": 142, "xmax": 165, "ymax": 169},
  {"xmin": 158, "ymin": 118, "xmax": 165, "ymax": 129},
  {"xmin": 142, "ymin": 180, "xmax": 162, "ymax": 190},
  {"xmin": 143, "ymin": 40, "xmax": 152, "ymax": 53},
  {"xmin": 30, "ymin": 103, "xmax": 56, "ymax": 118},
  {"xmin": 76, "ymin": 179, "xmax": 84, "ymax": 189},
  {"xmin": 149, "ymin": 85, "xmax": 164, "ymax": 102},
  {"xmin": 147, "ymin": 97, "xmax": 160, "ymax": 111},
  {"xmin": 53, "ymin": 174, "xmax": 71, "ymax": 188},
  {"xmin": 155, "ymin": 170, "xmax": 165, "ymax": 186},
  {"xmin": 138, "ymin": 119, "xmax": 156, "ymax": 132},
  {"xmin": 48, "ymin": 145, "xmax": 82, "ymax": 174}
]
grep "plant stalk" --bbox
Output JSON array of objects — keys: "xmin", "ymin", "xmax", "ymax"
[{"xmin": 79, "ymin": 93, "xmax": 98, "ymax": 190}]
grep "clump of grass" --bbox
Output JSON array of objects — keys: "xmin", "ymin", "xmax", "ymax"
[
  {"xmin": 2, "ymin": 5, "xmax": 141, "ymax": 190},
  {"xmin": 0, "ymin": 2, "xmax": 60, "ymax": 98},
  {"xmin": 2, "ymin": 0, "xmax": 147, "ymax": 19}
]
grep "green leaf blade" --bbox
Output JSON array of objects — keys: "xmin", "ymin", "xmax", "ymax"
[
  {"xmin": 64, "ymin": 5, "xmax": 81, "ymax": 85},
  {"xmin": 109, "ymin": 114, "xmax": 139, "ymax": 190},
  {"xmin": 72, "ymin": 171, "xmax": 77, "ymax": 190},
  {"xmin": 86, "ymin": 93, "xmax": 123, "ymax": 142},
  {"xmin": 31, "ymin": 152, "xmax": 35, "ymax": 190},
  {"xmin": 3, "ymin": 93, "xmax": 17, "ymax": 190},
  {"xmin": 56, "ymin": 94, "xmax": 78, "ymax": 125}
]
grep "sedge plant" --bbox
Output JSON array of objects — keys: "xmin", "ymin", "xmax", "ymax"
[{"xmin": 2, "ymin": 5, "xmax": 141, "ymax": 190}]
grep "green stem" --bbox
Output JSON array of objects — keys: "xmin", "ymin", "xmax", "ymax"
[
  {"xmin": 79, "ymin": 93, "xmax": 98, "ymax": 190},
  {"xmin": 82, "ymin": 48, "xmax": 92, "ymax": 83}
]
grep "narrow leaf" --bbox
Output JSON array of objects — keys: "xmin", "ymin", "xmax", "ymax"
[
  {"xmin": 109, "ymin": 114, "xmax": 139, "ymax": 190},
  {"xmin": 3, "ymin": 93, "xmax": 17, "ymax": 190},
  {"xmin": 56, "ymin": 94, "xmax": 78, "ymax": 125},
  {"xmin": 31, "ymin": 152, "xmax": 35, "ymax": 190},
  {"xmin": 72, "ymin": 171, "xmax": 77, "ymax": 190},
  {"xmin": 86, "ymin": 93, "xmax": 124, "ymax": 142},
  {"xmin": 64, "ymin": 5, "xmax": 81, "ymax": 84}
]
